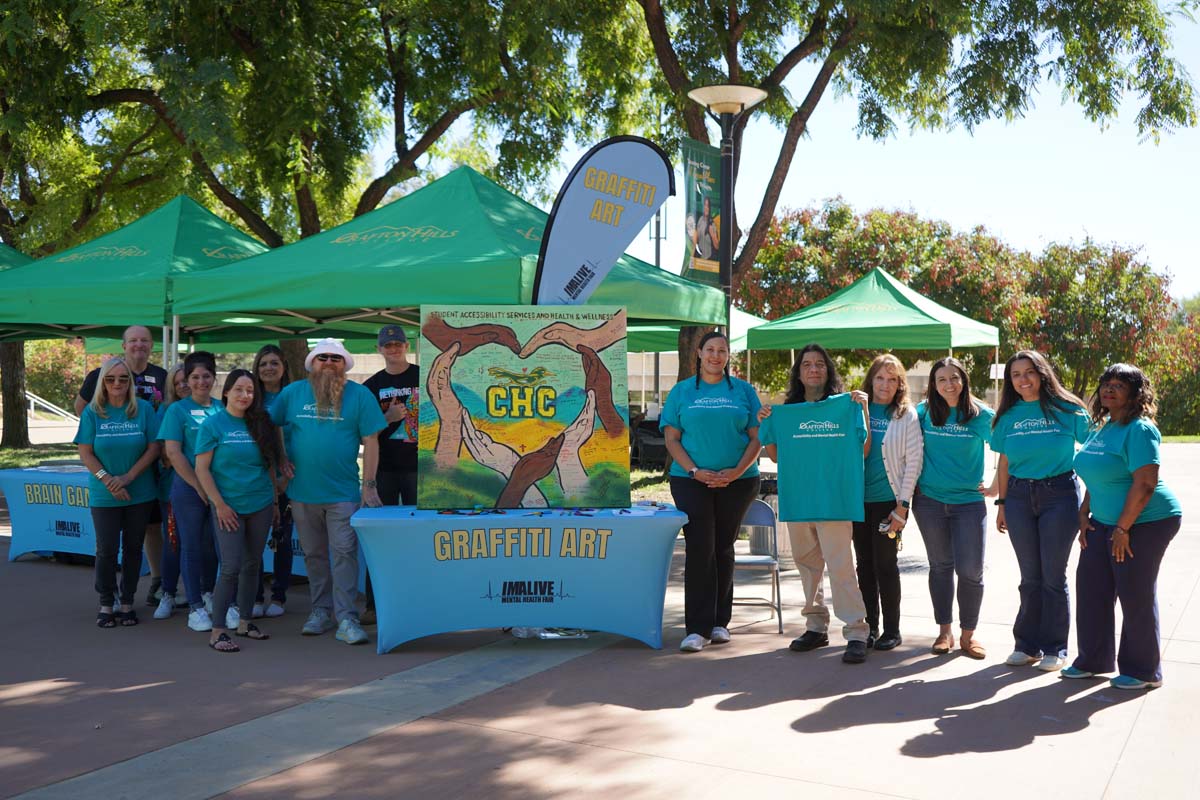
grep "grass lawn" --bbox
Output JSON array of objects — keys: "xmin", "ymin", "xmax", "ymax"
[
  {"xmin": 631, "ymin": 467, "xmax": 672, "ymax": 504},
  {"xmin": 1163, "ymin": 435, "xmax": 1200, "ymax": 443},
  {"xmin": 0, "ymin": 443, "xmax": 80, "ymax": 470}
]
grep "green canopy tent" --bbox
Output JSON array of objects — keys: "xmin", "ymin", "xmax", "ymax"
[
  {"xmin": 170, "ymin": 166, "xmax": 727, "ymax": 339},
  {"xmin": 746, "ymin": 267, "xmax": 999, "ymax": 351},
  {"xmin": 0, "ymin": 196, "xmax": 386, "ymax": 351},
  {"xmin": 0, "ymin": 243, "xmax": 31, "ymax": 271},
  {"xmin": 628, "ymin": 306, "xmax": 767, "ymax": 352}
]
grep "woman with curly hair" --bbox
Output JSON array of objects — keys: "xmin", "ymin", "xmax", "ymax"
[
  {"xmin": 1065, "ymin": 364, "xmax": 1181, "ymax": 689},
  {"xmin": 991, "ymin": 351, "xmax": 1090, "ymax": 671},
  {"xmin": 194, "ymin": 369, "xmax": 283, "ymax": 652}
]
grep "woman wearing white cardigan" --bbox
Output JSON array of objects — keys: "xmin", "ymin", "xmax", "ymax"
[{"xmin": 854, "ymin": 355, "xmax": 923, "ymax": 650}]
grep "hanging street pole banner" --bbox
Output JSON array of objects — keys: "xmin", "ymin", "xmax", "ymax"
[
  {"xmin": 533, "ymin": 136, "xmax": 674, "ymax": 306},
  {"xmin": 680, "ymin": 137, "xmax": 722, "ymax": 287}
]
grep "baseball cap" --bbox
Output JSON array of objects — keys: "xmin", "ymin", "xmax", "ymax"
[{"xmin": 378, "ymin": 325, "xmax": 408, "ymax": 346}]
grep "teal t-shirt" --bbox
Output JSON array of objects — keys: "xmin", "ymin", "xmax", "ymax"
[
  {"xmin": 1073, "ymin": 418, "xmax": 1181, "ymax": 525},
  {"xmin": 157, "ymin": 396, "xmax": 223, "ymax": 467},
  {"xmin": 73, "ymin": 399, "xmax": 160, "ymax": 507},
  {"xmin": 917, "ymin": 401, "xmax": 996, "ymax": 505},
  {"xmin": 991, "ymin": 400, "xmax": 1090, "ymax": 479},
  {"xmin": 759, "ymin": 394, "xmax": 868, "ymax": 522},
  {"xmin": 864, "ymin": 402, "xmax": 895, "ymax": 503},
  {"xmin": 269, "ymin": 379, "xmax": 386, "ymax": 504},
  {"xmin": 195, "ymin": 410, "xmax": 275, "ymax": 514},
  {"xmin": 660, "ymin": 377, "xmax": 761, "ymax": 479}
]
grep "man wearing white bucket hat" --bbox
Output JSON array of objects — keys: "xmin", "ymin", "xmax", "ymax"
[{"xmin": 269, "ymin": 338, "xmax": 386, "ymax": 645}]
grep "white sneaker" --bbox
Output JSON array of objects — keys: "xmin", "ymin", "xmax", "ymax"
[
  {"xmin": 265, "ymin": 602, "xmax": 285, "ymax": 618},
  {"xmin": 710, "ymin": 626, "xmax": 731, "ymax": 644},
  {"xmin": 202, "ymin": 592, "xmax": 213, "ymax": 615},
  {"xmin": 1005, "ymin": 650, "xmax": 1038, "ymax": 666},
  {"xmin": 301, "ymin": 608, "xmax": 335, "ymax": 636},
  {"xmin": 1036, "ymin": 654, "xmax": 1066, "ymax": 672},
  {"xmin": 188, "ymin": 608, "xmax": 213, "ymax": 632},
  {"xmin": 251, "ymin": 603, "xmax": 265, "ymax": 619},
  {"xmin": 679, "ymin": 633, "xmax": 709, "ymax": 652},
  {"xmin": 153, "ymin": 594, "xmax": 174, "ymax": 620},
  {"xmin": 226, "ymin": 606, "xmax": 240, "ymax": 630},
  {"xmin": 335, "ymin": 618, "xmax": 369, "ymax": 645}
]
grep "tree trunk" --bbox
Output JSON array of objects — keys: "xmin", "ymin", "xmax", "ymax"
[
  {"xmin": 279, "ymin": 339, "xmax": 309, "ymax": 382},
  {"xmin": 676, "ymin": 326, "xmax": 708, "ymax": 382},
  {"xmin": 1, "ymin": 342, "xmax": 31, "ymax": 448}
]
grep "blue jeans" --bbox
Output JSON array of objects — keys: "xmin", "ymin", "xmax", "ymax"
[
  {"xmin": 1005, "ymin": 472, "xmax": 1080, "ymax": 658},
  {"xmin": 170, "ymin": 477, "xmax": 218, "ymax": 610},
  {"xmin": 912, "ymin": 493, "xmax": 987, "ymax": 630},
  {"xmin": 1073, "ymin": 515, "xmax": 1180, "ymax": 682}
]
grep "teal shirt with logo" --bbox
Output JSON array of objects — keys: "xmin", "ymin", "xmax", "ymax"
[
  {"xmin": 917, "ymin": 401, "xmax": 996, "ymax": 505},
  {"xmin": 991, "ymin": 400, "xmax": 1090, "ymax": 479},
  {"xmin": 195, "ymin": 410, "xmax": 275, "ymax": 514},
  {"xmin": 759, "ymin": 394, "xmax": 868, "ymax": 522},
  {"xmin": 660, "ymin": 377, "xmax": 761, "ymax": 479},
  {"xmin": 269, "ymin": 379, "xmax": 386, "ymax": 504},
  {"xmin": 1074, "ymin": 418, "xmax": 1180, "ymax": 525},
  {"xmin": 157, "ymin": 396, "xmax": 223, "ymax": 467},
  {"xmin": 864, "ymin": 402, "xmax": 895, "ymax": 503},
  {"xmin": 74, "ymin": 399, "xmax": 160, "ymax": 507}
]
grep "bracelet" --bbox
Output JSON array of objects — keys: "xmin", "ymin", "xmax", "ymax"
[
  {"xmin": 94, "ymin": 469, "xmax": 109, "ymax": 479},
  {"xmin": 363, "ymin": 479, "xmax": 377, "ymax": 489},
  {"xmin": 889, "ymin": 511, "xmax": 907, "ymax": 527},
  {"xmin": 1112, "ymin": 526, "xmax": 1128, "ymax": 536}
]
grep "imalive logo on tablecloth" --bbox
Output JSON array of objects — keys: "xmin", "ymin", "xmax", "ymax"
[
  {"xmin": 480, "ymin": 579, "xmax": 574, "ymax": 603},
  {"xmin": 49, "ymin": 520, "xmax": 82, "ymax": 538}
]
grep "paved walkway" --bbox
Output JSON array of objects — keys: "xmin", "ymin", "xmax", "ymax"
[{"xmin": 1, "ymin": 446, "xmax": 1197, "ymax": 799}]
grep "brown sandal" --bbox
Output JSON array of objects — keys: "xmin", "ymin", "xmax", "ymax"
[
  {"xmin": 931, "ymin": 632, "xmax": 954, "ymax": 655},
  {"xmin": 960, "ymin": 637, "xmax": 987, "ymax": 660}
]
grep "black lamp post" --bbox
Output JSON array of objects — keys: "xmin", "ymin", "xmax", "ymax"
[{"xmin": 686, "ymin": 85, "xmax": 767, "ymax": 330}]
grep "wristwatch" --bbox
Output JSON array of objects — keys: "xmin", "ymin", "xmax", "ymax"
[
  {"xmin": 363, "ymin": 479, "xmax": 377, "ymax": 489},
  {"xmin": 688, "ymin": 468, "xmax": 698, "ymax": 479},
  {"xmin": 994, "ymin": 498, "xmax": 1005, "ymax": 506}
]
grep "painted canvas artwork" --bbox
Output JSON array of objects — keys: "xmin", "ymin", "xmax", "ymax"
[{"xmin": 417, "ymin": 305, "xmax": 630, "ymax": 509}]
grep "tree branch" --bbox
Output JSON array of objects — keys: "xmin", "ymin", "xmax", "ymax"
[
  {"xmin": 88, "ymin": 87, "xmax": 284, "ymax": 247},
  {"xmin": 639, "ymin": 0, "xmax": 708, "ymax": 141},
  {"xmin": 733, "ymin": 21, "xmax": 857, "ymax": 284},
  {"xmin": 293, "ymin": 131, "xmax": 322, "ymax": 237},
  {"xmin": 761, "ymin": 4, "xmax": 829, "ymax": 92},
  {"xmin": 380, "ymin": 9, "xmax": 408, "ymax": 175}
]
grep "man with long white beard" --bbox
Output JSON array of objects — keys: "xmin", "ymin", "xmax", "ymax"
[{"xmin": 270, "ymin": 339, "xmax": 386, "ymax": 645}]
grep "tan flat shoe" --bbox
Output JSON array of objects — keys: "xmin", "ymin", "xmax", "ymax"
[
  {"xmin": 960, "ymin": 637, "xmax": 986, "ymax": 659},
  {"xmin": 931, "ymin": 632, "xmax": 954, "ymax": 655}
]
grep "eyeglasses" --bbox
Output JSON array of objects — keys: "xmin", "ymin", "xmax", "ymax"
[
  {"xmin": 104, "ymin": 376, "xmax": 131, "ymax": 385},
  {"xmin": 315, "ymin": 354, "xmax": 344, "ymax": 362}
]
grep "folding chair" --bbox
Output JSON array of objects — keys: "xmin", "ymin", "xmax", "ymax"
[{"xmin": 733, "ymin": 498, "xmax": 783, "ymax": 633}]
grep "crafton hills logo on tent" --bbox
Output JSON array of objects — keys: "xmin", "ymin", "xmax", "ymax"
[
  {"xmin": 202, "ymin": 245, "xmax": 255, "ymax": 260},
  {"xmin": 332, "ymin": 225, "xmax": 458, "ymax": 245},
  {"xmin": 56, "ymin": 245, "xmax": 148, "ymax": 262}
]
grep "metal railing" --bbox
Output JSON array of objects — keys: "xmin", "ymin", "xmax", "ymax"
[{"xmin": 25, "ymin": 391, "xmax": 79, "ymax": 424}]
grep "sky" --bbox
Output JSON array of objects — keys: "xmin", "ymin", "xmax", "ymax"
[{"xmin": 379, "ymin": 14, "xmax": 1200, "ymax": 301}]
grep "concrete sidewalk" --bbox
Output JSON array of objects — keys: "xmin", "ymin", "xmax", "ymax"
[{"xmin": 1, "ymin": 447, "xmax": 1197, "ymax": 799}]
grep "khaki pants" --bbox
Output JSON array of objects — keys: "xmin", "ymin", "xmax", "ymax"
[{"xmin": 788, "ymin": 521, "xmax": 869, "ymax": 643}]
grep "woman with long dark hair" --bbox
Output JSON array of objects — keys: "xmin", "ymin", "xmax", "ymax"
[
  {"xmin": 75, "ymin": 357, "xmax": 162, "ymax": 627},
  {"xmin": 195, "ymin": 369, "xmax": 283, "ymax": 652},
  {"xmin": 158, "ymin": 351, "xmax": 223, "ymax": 632},
  {"xmin": 759, "ymin": 344, "xmax": 872, "ymax": 664},
  {"xmin": 991, "ymin": 351, "xmax": 1089, "ymax": 671},
  {"xmin": 1066, "ymin": 364, "xmax": 1181, "ymax": 689},
  {"xmin": 912, "ymin": 357, "xmax": 995, "ymax": 659},
  {"xmin": 854, "ymin": 354, "xmax": 923, "ymax": 651},
  {"xmin": 662, "ymin": 331, "xmax": 762, "ymax": 653},
  {"xmin": 252, "ymin": 345, "xmax": 293, "ymax": 618}
]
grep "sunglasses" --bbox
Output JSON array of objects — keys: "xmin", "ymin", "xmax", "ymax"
[
  {"xmin": 315, "ymin": 354, "xmax": 344, "ymax": 362},
  {"xmin": 104, "ymin": 375, "xmax": 131, "ymax": 384}
]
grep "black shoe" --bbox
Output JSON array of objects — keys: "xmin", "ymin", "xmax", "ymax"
[
  {"xmin": 867, "ymin": 629, "xmax": 879, "ymax": 649},
  {"xmin": 789, "ymin": 631, "xmax": 829, "ymax": 652},
  {"xmin": 144, "ymin": 577, "xmax": 162, "ymax": 608},
  {"xmin": 875, "ymin": 632, "xmax": 902, "ymax": 651},
  {"xmin": 842, "ymin": 640, "xmax": 868, "ymax": 664}
]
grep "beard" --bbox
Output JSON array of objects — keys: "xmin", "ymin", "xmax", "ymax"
[{"xmin": 310, "ymin": 368, "xmax": 345, "ymax": 417}]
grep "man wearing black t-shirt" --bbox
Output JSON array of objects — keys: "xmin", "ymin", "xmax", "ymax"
[
  {"xmin": 74, "ymin": 325, "xmax": 169, "ymax": 413},
  {"xmin": 362, "ymin": 325, "xmax": 419, "ymax": 504},
  {"xmin": 74, "ymin": 324, "xmax": 170, "ymax": 606},
  {"xmin": 360, "ymin": 325, "xmax": 419, "ymax": 624}
]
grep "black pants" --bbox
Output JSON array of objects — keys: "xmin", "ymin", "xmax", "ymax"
[
  {"xmin": 256, "ymin": 493, "xmax": 294, "ymax": 604},
  {"xmin": 92, "ymin": 501, "xmax": 156, "ymax": 607},
  {"xmin": 852, "ymin": 501, "xmax": 902, "ymax": 636},
  {"xmin": 670, "ymin": 475, "xmax": 760, "ymax": 637},
  {"xmin": 364, "ymin": 469, "xmax": 418, "ymax": 609},
  {"xmin": 211, "ymin": 503, "xmax": 274, "ymax": 629}
]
